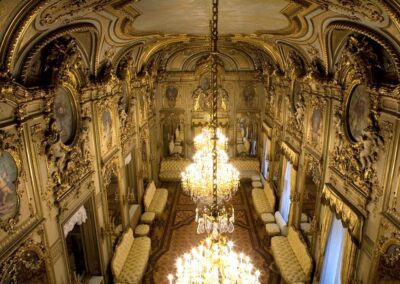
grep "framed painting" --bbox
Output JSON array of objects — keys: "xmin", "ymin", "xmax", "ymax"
[
  {"xmin": 0, "ymin": 151, "xmax": 19, "ymax": 225},
  {"xmin": 345, "ymin": 85, "xmax": 371, "ymax": 143},
  {"xmin": 101, "ymin": 110, "xmax": 113, "ymax": 155},
  {"xmin": 53, "ymin": 87, "xmax": 78, "ymax": 146},
  {"xmin": 310, "ymin": 107, "xmax": 322, "ymax": 146},
  {"xmin": 291, "ymin": 79, "xmax": 300, "ymax": 112}
]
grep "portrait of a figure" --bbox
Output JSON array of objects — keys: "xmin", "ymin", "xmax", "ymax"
[
  {"xmin": 347, "ymin": 85, "xmax": 370, "ymax": 142},
  {"xmin": 54, "ymin": 88, "xmax": 76, "ymax": 145},
  {"xmin": 0, "ymin": 151, "xmax": 18, "ymax": 222}
]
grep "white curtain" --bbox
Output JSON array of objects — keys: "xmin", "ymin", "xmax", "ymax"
[
  {"xmin": 63, "ymin": 206, "xmax": 88, "ymax": 237},
  {"xmin": 262, "ymin": 138, "xmax": 269, "ymax": 179},
  {"xmin": 279, "ymin": 161, "xmax": 292, "ymax": 222},
  {"xmin": 320, "ymin": 216, "xmax": 346, "ymax": 284}
]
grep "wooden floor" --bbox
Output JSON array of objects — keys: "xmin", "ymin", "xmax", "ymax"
[{"xmin": 143, "ymin": 182, "xmax": 279, "ymax": 284}]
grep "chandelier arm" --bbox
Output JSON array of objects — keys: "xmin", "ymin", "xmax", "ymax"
[{"xmin": 211, "ymin": 0, "xmax": 219, "ymax": 217}]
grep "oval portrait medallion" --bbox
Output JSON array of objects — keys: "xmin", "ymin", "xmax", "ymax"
[
  {"xmin": 54, "ymin": 87, "xmax": 77, "ymax": 146},
  {"xmin": 346, "ymin": 85, "xmax": 371, "ymax": 142}
]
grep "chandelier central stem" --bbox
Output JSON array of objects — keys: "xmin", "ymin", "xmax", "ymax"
[{"xmin": 211, "ymin": 0, "xmax": 219, "ymax": 218}]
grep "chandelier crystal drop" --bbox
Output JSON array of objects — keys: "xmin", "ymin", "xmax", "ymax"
[
  {"xmin": 195, "ymin": 204, "xmax": 235, "ymax": 236},
  {"xmin": 167, "ymin": 235, "xmax": 261, "ymax": 284}
]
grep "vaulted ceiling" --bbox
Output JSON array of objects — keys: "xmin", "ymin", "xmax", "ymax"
[{"xmin": 0, "ymin": 0, "xmax": 400, "ymax": 82}]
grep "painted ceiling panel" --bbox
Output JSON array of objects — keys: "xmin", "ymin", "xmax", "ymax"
[{"xmin": 133, "ymin": 0, "xmax": 290, "ymax": 35}]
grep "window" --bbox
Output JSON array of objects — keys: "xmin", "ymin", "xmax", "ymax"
[
  {"xmin": 320, "ymin": 216, "xmax": 346, "ymax": 284},
  {"xmin": 262, "ymin": 138, "xmax": 269, "ymax": 179},
  {"xmin": 279, "ymin": 161, "xmax": 292, "ymax": 222}
]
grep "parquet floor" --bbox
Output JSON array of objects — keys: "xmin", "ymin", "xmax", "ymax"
[{"xmin": 143, "ymin": 182, "xmax": 278, "ymax": 284}]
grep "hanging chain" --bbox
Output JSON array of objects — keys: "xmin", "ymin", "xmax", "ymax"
[{"xmin": 211, "ymin": 0, "xmax": 219, "ymax": 217}]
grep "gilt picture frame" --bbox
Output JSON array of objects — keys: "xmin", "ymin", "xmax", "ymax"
[{"xmin": 345, "ymin": 84, "xmax": 371, "ymax": 143}]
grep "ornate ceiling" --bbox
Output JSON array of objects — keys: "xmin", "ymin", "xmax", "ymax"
[
  {"xmin": 132, "ymin": 0, "xmax": 290, "ymax": 35},
  {"xmin": 0, "ymin": 0, "xmax": 400, "ymax": 82}
]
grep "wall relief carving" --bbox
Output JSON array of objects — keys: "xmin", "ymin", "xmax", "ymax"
[
  {"xmin": 314, "ymin": 0, "xmax": 388, "ymax": 26},
  {"xmin": 118, "ymin": 82, "xmax": 136, "ymax": 142},
  {"xmin": 242, "ymin": 85, "xmax": 256, "ymax": 107},
  {"xmin": 39, "ymin": 0, "xmax": 110, "ymax": 26},
  {"xmin": 0, "ymin": 238, "xmax": 48, "ymax": 283},
  {"xmin": 305, "ymin": 153, "xmax": 322, "ymax": 187},
  {"xmin": 39, "ymin": 84, "xmax": 92, "ymax": 204},
  {"xmin": 22, "ymin": 36, "xmax": 85, "ymax": 87},
  {"xmin": 193, "ymin": 73, "xmax": 229, "ymax": 111},
  {"xmin": 165, "ymin": 85, "xmax": 178, "ymax": 108}
]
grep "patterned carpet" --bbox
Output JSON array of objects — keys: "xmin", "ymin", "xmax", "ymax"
[{"xmin": 143, "ymin": 182, "xmax": 278, "ymax": 284}]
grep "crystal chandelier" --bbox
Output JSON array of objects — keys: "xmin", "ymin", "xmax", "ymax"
[
  {"xmin": 195, "ymin": 204, "xmax": 234, "ymax": 235},
  {"xmin": 181, "ymin": 147, "xmax": 239, "ymax": 204},
  {"xmin": 168, "ymin": 1, "xmax": 261, "ymax": 282},
  {"xmin": 167, "ymin": 235, "xmax": 261, "ymax": 284},
  {"xmin": 194, "ymin": 127, "xmax": 228, "ymax": 151}
]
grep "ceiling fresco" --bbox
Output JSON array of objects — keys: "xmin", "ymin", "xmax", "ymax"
[{"xmin": 132, "ymin": 0, "xmax": 290, "ymax": 35}]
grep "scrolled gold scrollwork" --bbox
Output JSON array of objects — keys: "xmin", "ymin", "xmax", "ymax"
[{"xmin": 0, "ymin": 238, "xmax": 49, "ymax": 283}]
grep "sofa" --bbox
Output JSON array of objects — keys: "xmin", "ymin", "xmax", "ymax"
[
  {"xmin": 111, "ymin": 228, "xmax": 151, "ymax": 284},
  {"xmin": 144, "ymin": 181, "xmax": 168, "ymax": 217},
  {"xmin": 271, "ymin": 226, "xmax": 313, "ymax": 283},
  {"xmin": 252, "ymin": 182, "xmax": 276, "ymax": 217},
  {"xmin": 231, "ymin": 158, "xmax": 260, "ymax": 180},
  {"xmin": 159, "ymin": 158, "xmax": 191, "ymax": 182}
]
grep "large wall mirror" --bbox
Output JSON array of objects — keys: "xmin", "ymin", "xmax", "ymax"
[
  {"xmin": 106, "ymin": 173, "xmax": 123, "ymax": 245},
  {"xmin": 299, "ymin": 166, "xmax": 319, "ymax": 245},
  {"xmin": 63, "ymin": 201, "xmax": 101, "ymax": 282},
  {"xmin": 125, "ymin": 152, "xmax": 137, "ymax": 204}
]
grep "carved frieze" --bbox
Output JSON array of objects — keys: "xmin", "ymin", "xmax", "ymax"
[
  {"xmin": 305, "ymin": 153, "xmax": 322, "ymax": 187},
  {"xmin": 313, "ymin": 0, "xmax": 388, "ymax": 26},
  {"xmin": 119, "ymin": 82, "xmax": 136, "ymax": 142},
  {"xmin": 39, "ymin": 0, "xmax": 111, "ymax": 26}
]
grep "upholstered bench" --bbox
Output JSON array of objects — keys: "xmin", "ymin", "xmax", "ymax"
[
  {"xmin": 112, "ymin": 228, "xmax": 151, "ymax": 284},
  {"xmin": 231, "ymin": 158, "xmax": 260, "ymax": 180},
  {"xmin": 141, "ymin": 212, "xmax": 156, "ymax": 224},
  {"xmin": 159, "ymin": 158, "xmax": 191, "ymax": 182},
  {"xmin": 271, "ymin": 227, "xmax": 313, "ymax": 283},
  {"xmin": 252, "ymin": 181, "xmax": 263, "ymax": 188},
  {"xmin": 265, "ymin": 223, "xmax": 281, "ymax": 237},
  {"xmin": 134, "ymin": 224, "xmax": 150, "ymax": 237},
  {"xmin": 251, "ymin": 174, "xmax": 261, "ymax": 182},
  {"xmin": 261, "ymin": 212, "xmax": 275, "ymax": 224},
  {"xmin": 144, "ymin": 181, "xmax": 168, "ymax": 217},
  {"xmin": 251, "ymin": 182, "xmax": 276, "ymax": 217}
]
